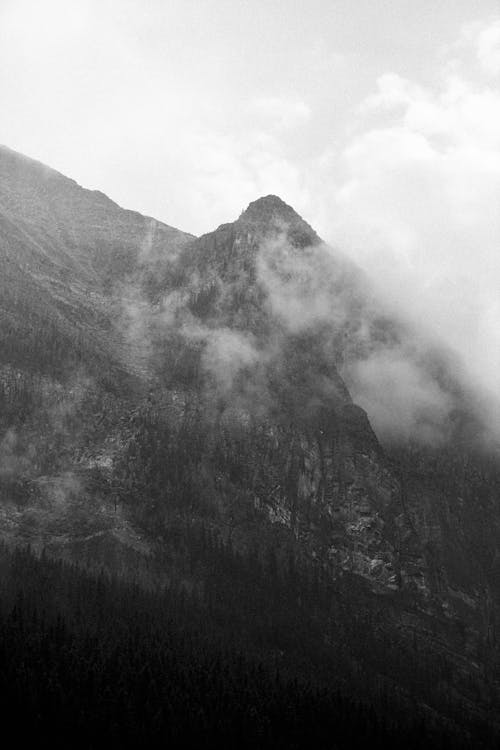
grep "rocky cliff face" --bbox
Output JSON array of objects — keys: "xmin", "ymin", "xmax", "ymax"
[{"xmin": 148, "ymin": 192, "xmax": 493, "ymax": 608}]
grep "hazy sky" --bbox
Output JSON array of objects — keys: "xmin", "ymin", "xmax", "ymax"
[{"xmin": 1, "ymin": 0, "xmax": 500, "ymax": 396}]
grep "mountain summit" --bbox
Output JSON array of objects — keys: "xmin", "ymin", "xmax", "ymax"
[
  {"xmin": 240, "ymin": 194, "xmax": 306, "ymax": 224},
  {"xmin": 237, "ymin": 194, "xmax": 320, "ymax": 247}
]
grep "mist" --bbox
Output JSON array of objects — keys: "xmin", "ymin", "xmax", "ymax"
[
  {"xmin": 317, "ymin": 19, "xmax": 500, "ymax": 438},
  {"xmin": 252, "ymin": 229, "xmax": 463, "ymax": 444}
]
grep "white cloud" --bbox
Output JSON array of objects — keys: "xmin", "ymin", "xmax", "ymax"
[
  {"xmin": 476, "ymin": 20, "xmax": 500, "ymax": 75},
  {"xmin": 361, "ymin": 73, "xmax": 426, "ymax": 112},
  {"xmin": 349, "ymin": 351, "xmax": 454, "ymax": 444},
  {"xmin": 323, "ymin": 18, "xmax": 500, "ymax": 404},
  {"xmin": 249, "ymin": 96, "xmax": 312, "ymax": 130},
  {"xmin": 202, "ymin": 329, "xmax": 261, "ymax": 392}
]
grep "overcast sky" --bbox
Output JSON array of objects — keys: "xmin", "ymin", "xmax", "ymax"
[{"xmin": 1, "ymin": 0, "xmax": 500, "ymax": 397}]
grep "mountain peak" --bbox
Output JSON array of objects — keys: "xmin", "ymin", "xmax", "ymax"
[
  {"xmin": 238, "ymin": 195, "xmax": 320, "ymax": 246},
  {"xmin": 240, "ymin": 195, "xmax": 301, "ymax": 222}
]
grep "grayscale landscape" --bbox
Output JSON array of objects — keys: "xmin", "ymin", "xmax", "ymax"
[{"xmin": 1, "ymin": 1, "xmax": 499, "ymax": 747}]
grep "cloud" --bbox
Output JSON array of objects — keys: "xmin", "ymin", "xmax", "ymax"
[
  {"xmin": 455, "ymin": 18, "xmax": 500, "ymax": 77},
  {"xmin": 182, "ymin": 129, "xmax": 308, "ymax": 229},
  {"xmin": 156, "ymin": 287, "xmax": 263, "ymax": 394},
  {"xmin": 202, "ymin": 329, "xmax": 261, "ymax": 393},
  {"xmin": 477, "ymin": 20, "xmax": 500, "ymax": 75},
  {"xmin": 325, "ymin": 17, "xmax": 500, "ymax": 409},
  {"xmin": 256, "ymin": 231, "xmax": 354, "ymax": 334},
  {"xmin": 348, "ymin": 350, "xmax": 454, "ymax": 445},
  {"xmin": 254, "ymin": 227, "xmax": 456, "ymax": 442},
  {"xmin": 361, "ymin": 73, "xmax": 426, "ymax": 113},
  {"xmin": 249, "ymin": 96, "xmax": 312, "ymax": 130}
]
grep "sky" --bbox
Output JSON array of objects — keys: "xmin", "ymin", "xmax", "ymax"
[{"xmin": 1, "ymin": 0, "xmax": 500, "ymax": 398}]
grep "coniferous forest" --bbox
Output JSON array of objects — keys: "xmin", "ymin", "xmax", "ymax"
[{"xmin": 0, "ymin": 540, "xmax": 496, "ymax": 750}]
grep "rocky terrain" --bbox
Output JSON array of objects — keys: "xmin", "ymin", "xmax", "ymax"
[{"xmin": 1, "ymin": 144, "xmax": 500, "ymax": 744}]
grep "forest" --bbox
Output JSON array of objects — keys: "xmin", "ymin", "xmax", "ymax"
[{"xmin": 0, "ymin": 539, "xmax": 496, "ymax": 749}]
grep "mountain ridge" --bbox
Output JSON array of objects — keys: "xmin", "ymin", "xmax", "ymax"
[{"xmin": 1, "ymin": 146, "xmax": 500, "ymax": 743}]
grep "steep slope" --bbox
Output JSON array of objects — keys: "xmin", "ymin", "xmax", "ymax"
[
  {"xmin": 0, "ymin": 146, "xmax": 193, "ymax": 566},
  {"xmin": 150, "ymin": 193, "xmax": 498, "ymax": 603},
  {"xmin": 0, "ymin": 145, "xmax": 193, "ymax": 381},
  {"xmin": 0, "ymin": 145, "xmax": 190, "ymax": 281}
]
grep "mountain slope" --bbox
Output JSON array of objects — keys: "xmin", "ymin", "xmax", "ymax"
[
  {"xmin": 0, "ymin": 146, "xmax": 193, "ymax": 568},
  {"xmin": 0, "ymin": 144, "xmax": 193, "ymax": 382},
  {"xmin": 0, "ymin": 148, "xmax": 500, "ymax": 742},
  {"xmin": 121, "ymin": 190, "xmax": 500, "ymax": 731},
  {"xmin": 144, "ymin": 194, "xmax": 499, "ymax": 599}
]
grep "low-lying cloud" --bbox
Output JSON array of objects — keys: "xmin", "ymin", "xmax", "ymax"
[
  {"xmin": 348, "ymin": 350, "xmax": 454, "ymax": 445},
  {"xmin": 256, "ymin": 234, "xmax": 351, "ymax": 334},
  {"xmin": 254, "ymin": 229, "xmax": 459, "ymax": 443}
]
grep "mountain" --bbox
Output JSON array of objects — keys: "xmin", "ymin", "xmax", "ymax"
[
  {"xmin": 1, "ymin": 146, "xmax": 500, "ymax": 745},
  {"xmin": 0, "ymin": 144, "xmax": 193, "ymax": 381}
]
